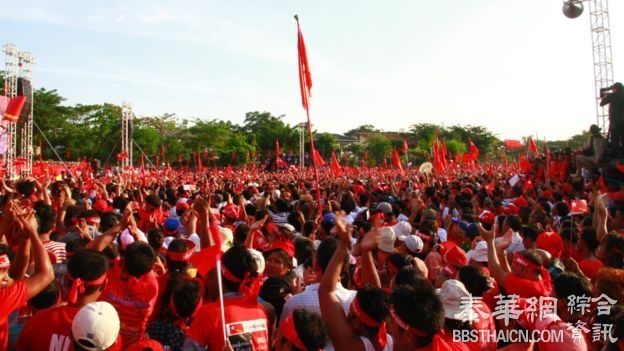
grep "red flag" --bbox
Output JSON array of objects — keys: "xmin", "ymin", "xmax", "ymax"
[
  {"xmin": 527, "ymin": 138, "xmax": 539, "ymax": 155},
  {"xmin": 468, "ymin": 139, "xmax": 480, "ymax": 161},
  {"xmin": 178, "ymin": 154, "xmax": 183, "ymax": 166},
  {"xmin": 363, "ymin": 151, "xmax": 368, "ymax": 160},
  {"xmin": 312, "ymin": 148, "xmax": 325, "ymax": 167},
  {"xmin": 2, "ymin": 96, "xmax": 25, "ymax": 123},
  {"xmin": 330, "ymin": 151, "xmax": 342, "ymax": 177},
  {"xmin": 276, "ymin": 140, "xmax": 287, "ymax": 168},
  {"xmin": 504, "ymin": 140, "xmax": 523, "ymax": 149},
  {"xmin": 392, "ymin": 148, "xmax": 404, "ymax": 175},
  {"xmin": 160, "ymin": 145, "xmax": 166, "ymax": 163},
  {"xmin": 296, "ymin": 16, "xmax": 312, "ymax": 111},
  {"xmin": 197, "ymin": 150, "xmax": 204, "ymax": 172},
  {"xmin": 402, "ymin": 140, "xmax": 409, "ymax": 154},
  {"xmin": 140, "ymin": 153, "xmax": 145, "ymax": 176}
]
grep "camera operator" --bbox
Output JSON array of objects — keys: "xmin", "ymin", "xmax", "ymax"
[{"xmin": 600, "ymin": 82, "xmax": 624, "ymax": 157}]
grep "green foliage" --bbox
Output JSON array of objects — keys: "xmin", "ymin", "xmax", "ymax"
[
  {"xmin": 314, "ymin": 133, "xmax": 338, "ymax": 157},
  {"xmin": 365, "ymin": 135, "xmax": 392, "ymax": 165},
  {"xmin": 344, "ymin": 124, "xmax": 379, "ymax": 138}
]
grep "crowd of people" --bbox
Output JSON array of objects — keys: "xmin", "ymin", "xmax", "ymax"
[{"xmin": 1, "ymin": 144, "xmax": 624, "ymax": 351}]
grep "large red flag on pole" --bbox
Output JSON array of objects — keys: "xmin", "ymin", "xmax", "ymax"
[
  {"xmin": 296, "ymin": 15, "xmax": 322, "ymax": 215},
  {"xmin": 527, "ymin": 137, "xmax": 539, "ymax": 155},
  {"xmin": 392, "ymin": 148, "xmax": 404, "ymax": 175},
  {"xmin": 330, "ymin": 151, "xmax": 342, "ymax": 177}
]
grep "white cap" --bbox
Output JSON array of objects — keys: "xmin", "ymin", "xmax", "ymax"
[
  {"xmin": 220, "ymin": 227, "xmax": 233, "ymax": 252},
  {"xmin": 399, "ymin": 235, "xmax": 424, "ymax": 254},
  {"xmin": 248, "ymin": 248, "xmax": 266, "ymax": 274},
  {"xmin": 72, "ymin": 301, "xmax": 120, "ymax": 351},
  {"xmin": 438, "ymin": 280, "xmax": 476, "ymax": 321},
  {"xmin": 187, "ymin": 233, "xmax": 202, "ymax": 252},
  {"xmin": 377, "ymin": 227, "xmax": 396, "ymax": 253},
  {"xmin": 466, "ymin": 241, "xmax": 488, "ymax": 263},
  {"xmin": 392, "ymin": 221, "xmax": 412, "ymax": 238}
]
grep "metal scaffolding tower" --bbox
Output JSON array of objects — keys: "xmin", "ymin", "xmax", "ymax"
[
  {"xmin": 297, "ymin": 122, "xmax": 307, "ymax": 167},
  {"xmin": 563, "ymin": 0, "xmax": 615, "ymax": 132},
  {"xmin": 2, "ymin": 44, "xmax": 35, "ymax": 179},
  {"xmin": 121, "ymin": 102, "xmax": 133, "ymax": 169}
]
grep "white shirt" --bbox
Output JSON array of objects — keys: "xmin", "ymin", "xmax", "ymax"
[
  {"xmin": 280, "ymin": 282, "xmax": 356, "ymax": 351},
  {"xmin": 361, "ymin": 335, "xmax": 393, "ymax": 351}
]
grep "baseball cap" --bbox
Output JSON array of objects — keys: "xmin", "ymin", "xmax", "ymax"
[
  {"xmin": 248, "ymin": 248, "xmax": 266, "ymax": 274},
  {"xmin": 175, "ymin": 201, "xmax": 190, "ymax": 212},
  {"xmin": 277, "ymin": 223, "xmax": 296, "ymax": 234},
  {"xmin": 377, "ymin": 227, "xmax": 396, "ymax": 253},
  {"xmin": 72, "ymin": 302, "xmax": 120, "ymax": 351},
  {"xmin": 444, "ymin": 245, "xmax": 468, "ymax": 268},
  {"xmin": 220, "ymin": 227, "xmax": 234, "ymax": 252},
  {"xmin": 164, "ymin": 218, "xmax": 180, "ymax": 232},
  {"xmin": 92, "ymin": 199, "xmax": 113, "ymax": 213},
  {"xmin": 536, "ymin": 232, "xmax": 564, "ymax": 259},
  {"xmin": 376, "ymin": 202, "xmax": 393, "ymax": 215},
  {"xmin": 438, "ymin": 279, "xmax": 476, "ymax": 321},
  {"xmin": 466, "ymin": 241, "xmax": 488, "ymax": 263},
  {"xmin": 322, "ymin": 213, "xmax": 336, "ymax": 229},
  {"xmin": 392, "ymin": 221, "xmax": 412, "ymax": 238},
  {"xmin": 458, "ymin": 222, "xmax": 479, "ymax": 240},
  {"xmin": 125, "ymin": 339, "xmax": 164, "ymax": 351},
  {"xmin": 478, "ymin": 211, "xmax": 495, "ymax": 226},
  {"xmin": 399, "ymin": 235, "xmax": 424, "ymax": 254}
]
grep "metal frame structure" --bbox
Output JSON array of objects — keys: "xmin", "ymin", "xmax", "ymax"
[
  {"xmin": 587, "ymin": 0, "xmax": 614, "ymax": 133},
  {"xmin": 120, "ymin": 102, "xmax": 133, "ymax": 169},
  {"xmin": 2, "ymin": 44, "xmax": 35, "ymax": 179}
]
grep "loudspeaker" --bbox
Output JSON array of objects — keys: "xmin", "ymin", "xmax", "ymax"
[{"xmin": 16, "ymin": 78, "xmax": 32, "ymax": 125}]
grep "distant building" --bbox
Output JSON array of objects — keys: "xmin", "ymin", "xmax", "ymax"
[
  {"xmin": 355, "ymin": 131, "xmax": 408, "ymax": 145},
  {"xmin": 330, "ymin": 134, "xmax": 358, "ymax": 149}
]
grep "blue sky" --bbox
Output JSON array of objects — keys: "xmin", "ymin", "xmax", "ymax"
[{"xmin": 2, "ymin": 0, "xmax": 623, "ymax": 140}]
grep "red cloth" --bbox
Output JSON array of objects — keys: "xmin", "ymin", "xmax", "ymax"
[
  {"xmin": 186, "ymin": 297, "xmax": 269, "ymax": 351},
  {"xmin": 296, "ymin": 17, "xmax": 312, "ymax": 111},
  {"xmin": 0, "ymin": 281, "xmax": 27, "ymax": 350},
  {"xmin": 414, "ymin": 331, "xmax": 469, "ymax": 350},
  {"xmin": 504, "ymin": 272, "xmax": 552, "ymax": 298},
  {"xmin": 16, "ymin": 305, "xmax": 79, "ymax": 351},
  {"xmin": 138, "ymin": 207, "xmax": 167, "ymax": 232},
  {"xmin": 471, "ymin": 304, "xmax": 497, "ymax": 351},
  {"xmin": 99, "ymin": 266, "xmax": 159, "ymax": 346},
  {"xmin": 578, "ymin": 258, "xmax": 603, "ymax": 281}
]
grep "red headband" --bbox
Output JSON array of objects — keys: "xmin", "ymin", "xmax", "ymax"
[
  {"xmin": 513, "ymin": 254, "xmax": 540, "ymax": 271},
  {"xmin": 169, "ymin": 292, "xmax": 203, "ymax": 328},
  {"xmin": 221, "ymin": 265, "xmax": 262, "ymax": 303},
  {"xmin": 441, "ymin": 265, "xmax": 458, "ymax": 278},
  {"xmin": 66, "ymin": 272, "xmax": 107, "ymax": 304},
  {"xmin": 351, "ymin": 297, "xmax": 387, "ymax": 348},
  {"xmin": 391, "ymin": 307, "xmax": 447, "ymax": 349},
  {"xmin": 281, "ymin": 315, "xmax": 307, "ymax": 351},
  {"xmin": 167, "ymin": 241, "xmax": 196, "ymax": 262},
  {"xmin": 85, "ymin": 217, "xmax": 100, "ymax": 225}
]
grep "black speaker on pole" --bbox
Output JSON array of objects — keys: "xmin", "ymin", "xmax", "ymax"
[{"xmin": 16, "ymin": 78, "xmax": 32, "ymax": 125}]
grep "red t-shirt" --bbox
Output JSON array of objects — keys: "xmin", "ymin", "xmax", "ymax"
[
  {"xmin": 186, "ymin": 296, "xmax": 269, "ymax": 351},
  {"xmin": 504, "ymin": 272, "xmax": 552, "ymax": 298},
  {"xmin": 414, "ymin": 332, "xmax": 470, "ymax": 351},
  {"xmin": 0, "ymin": 281, "xmax": 27, "ymax": 350},
  {"xmin": 100, "ymin": 266, "xmax": 159, "ymax": 346},
  {"xmin": 138, "ymin": 207, "xmax": 168, "ymax": 232},
  {"xmin": 16, "ymin": 305, "xmax": 79, "ymax": 351},
  {"xmin": 471, "ymin": 304, "xmax": 497, "ymax": 351}
]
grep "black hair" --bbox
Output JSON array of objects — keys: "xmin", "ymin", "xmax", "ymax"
[
  {"xmin": 167, "ymin": 239, "xmax": 192, "ymax": 271},
  {"xmin": 221, "ymin": 245, "xmax": 259, "ymax": 293},
  {"xmin": 394, "ymin": 266, "xmax": 432, "ymax": 290},
  {"xmin": 28, "ymin": 282, "xmax": 60, "ymax": 310},
  {"xmin": 276, "ymin": 198, "xmax": 289, "ymax": 213},
  {"xmin": 519, "ymin": 225, "xmax": 539, "ymax": 243},
  {"xmin": 293, "ymin": 309, "xmax": 329, "ymax": 351},
  {"xmin": 580, "ymin": 229, "xmax": 600, "ymax": 252},
  {"xmin": 66, "ymin": 237, "xmax": 91, "ymax": 254},
  {"xmin": 357, "ymin": 285, "xmax": 389, "ymax": 324},
  {"xmin": 287, "ymin": 212, "xmax": 303, "ymax": 233},
  {"xmin": 100, "ymin": 244, "xmax": 120, "ymax": 262},
  {"xmin": 100, "ymin": 212, "xmax": 121, "ymax": 232},
  {"xmin": 458, "ymin": 266, "xmax": 491, "ymax": 297},
  {"xmin": 340, "ymin": 197, "xmax": 356, "ymax": 215},
  {"xmin": 505, "ymin": 215, "xmax": 522, "ymax": 232},
  {"xmin": 171, "ymin": 278, "xmax": 203, "ymax": 318},
  {"xmin": 316, "ymin": 238, "xmax": 347, "ymax": 274},
  {"xmin": 294, "ymin": 237, "xmax": 315, "ymax": 266},
  {"xmin": 390, "ymin": 285, "xmax": 445, "ymax": 347},
  {"xmin": 147, "ymin": 228, "xmax": 164, "ymax": 252},
  {"xmin": 16, "ymin": 179, "xmax": 35, "ymax": 197},
  {"xmin": 553, "ymin": 271, "xmax": 592, "ymax": 301},
  {"xmin": 234, "ymin": 223, "xmax": 250, "ymax": 246},
  {"xmin": 264, "ymin": 249, "xmax": 293, "ymax": 274},
  {"xmin": 387, "ymin": 253, "xmax": 413, "ymax": 273},
  {"xmin": 67, "ymin": 250, "xmax": 109, "ymax": 296},
  {"xmin": 602, "ymin": 233, "xmax": 624, "ymax": 269},
  {"xmin": 124, "ymin": 242, "xmax": 156, "ymax": 277},
  {"xmin": 554, "ymin": 201, "xmax": 570, "ymax": 217},
  {"xmin": 302, "ymin": 220, "xmax": 316, "ymax": 237},
  {"xmin": 34, "ymin": 203, "xmax": 57, "ymax": 234},
  {"xmin": 259, "ymin": 276, "xmax": 292, "ymax": 319},
  {"xmin": 244, "ymin": 204, "xmax": 257, "ymax": 217}
]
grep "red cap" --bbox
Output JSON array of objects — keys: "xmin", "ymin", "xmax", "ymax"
[
  {"xmin": 479, "ymin": 211, "xmax": 495, "ymax": 225},
  {"xmin": 536, "ymin": 232, "xmax": 564, "ymax": 259},
  {"xmin": 504, "ymin": 203, "xmax": 519, "ymax": 216},
  {"xmin": 444, "ymin": 245, "xmax": 467, "ymax": 268},
  {"xmin": 266, "ymin": 240, "xmax": 295, "ymax": 258},
  {"xmin": 175, "ymin": 201, "xmax": 190, "ymax": 212},
  {"xmin": 460, "ymin": 187, "xmax": 473, "ymax": 196},
  {"xmin": 125, "ymin": 339, "xmax": 164, "ymax": 351},
  {"xmin": 438, "ymin": 241, "xmax": 457, "ymax": 255},
  {"xmin": 542, "ymin": 190, "xmax": 553, "ymax": 199},
  {"xmin": 0, "ymin": 254, "xmax": 10, "ymax": 269},
  {"xmin": 513, "ymin": 197, "xmax": 529, "ymax": 208},
  {"xmin": 93, "ymin": 199, "xmax": 112, "ymax": 213}
]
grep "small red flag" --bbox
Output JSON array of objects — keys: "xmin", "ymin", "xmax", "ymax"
[
  {"xmin": 528, "ymin": 138, "xmax": 539, "ymax": 155},
  {"xmin": 392, "ymin": 148, "xmax": 404, "ymax": 175},
  {"xmin": 161, "ymin": 145, "xmax": 166, "ymax": 162},
  {"xmin": 295, "ymin": 16, "xmax": 312, "ymax": 111},
  {"xmin": 468, "ymin": 139, "xmax": 480, "ymax": 161},
  {"xmin": 402, "ymin": 140, "xmax": 409, "ymax": 154},
  {"xmin": 330, "ymin": 151, "xmax": 342, "ymax": 177},
  {"xmin": 2, "ymin": 96, "xmax": 25, "ymax": 123},
  {"xmin": 312, "ymin": 148, "xmax": 325, "ymax": 167}
]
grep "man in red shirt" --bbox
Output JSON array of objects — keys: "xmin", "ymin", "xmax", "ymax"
[
  {"xmin": 100, "ymin": 241, "xmax": 159, "ymax": 346},
  {"xmin": 0, "ymin": 204, "xmax": 54, "ymax": 349},
  {"xmin": 184, "ymin": 245, "xmax": 269, "ymax": 351},
  {"xmin": 138, "ymin": 194, "xmax": 167, "ymax": 232},
  {"xmin": 16, "ymin": 250, "xmax": 109, "ymax": 350}
]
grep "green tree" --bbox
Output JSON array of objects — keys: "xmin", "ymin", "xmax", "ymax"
[
  {"xmin": 365, "ymin": 135, "xmax": 392, "ymax": 165},
  {"xmin": 242, "ymin": 111, "xmax": 297, "ymax": 155},
  {"xmin": 314, "ymin": 133, "xmax": 338, "ymax": 157},
  {"xmin": 344, "ymin": 124, "xmax": 379, "ymax": 138}
]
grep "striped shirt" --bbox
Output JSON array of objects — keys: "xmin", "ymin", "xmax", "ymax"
[{"xmin": 42, "ymin": 240, "xmax": 67, "ymax": 263}]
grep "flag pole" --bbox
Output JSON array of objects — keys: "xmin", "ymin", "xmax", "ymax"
[{"xmin": 306, "ymin": 108, "xmax": 323, "ymax": 215}]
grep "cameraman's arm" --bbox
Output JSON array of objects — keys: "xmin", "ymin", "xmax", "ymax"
[{"xmin": 600, "ymin": 93, "xmax": 613, "ymax": 107}]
